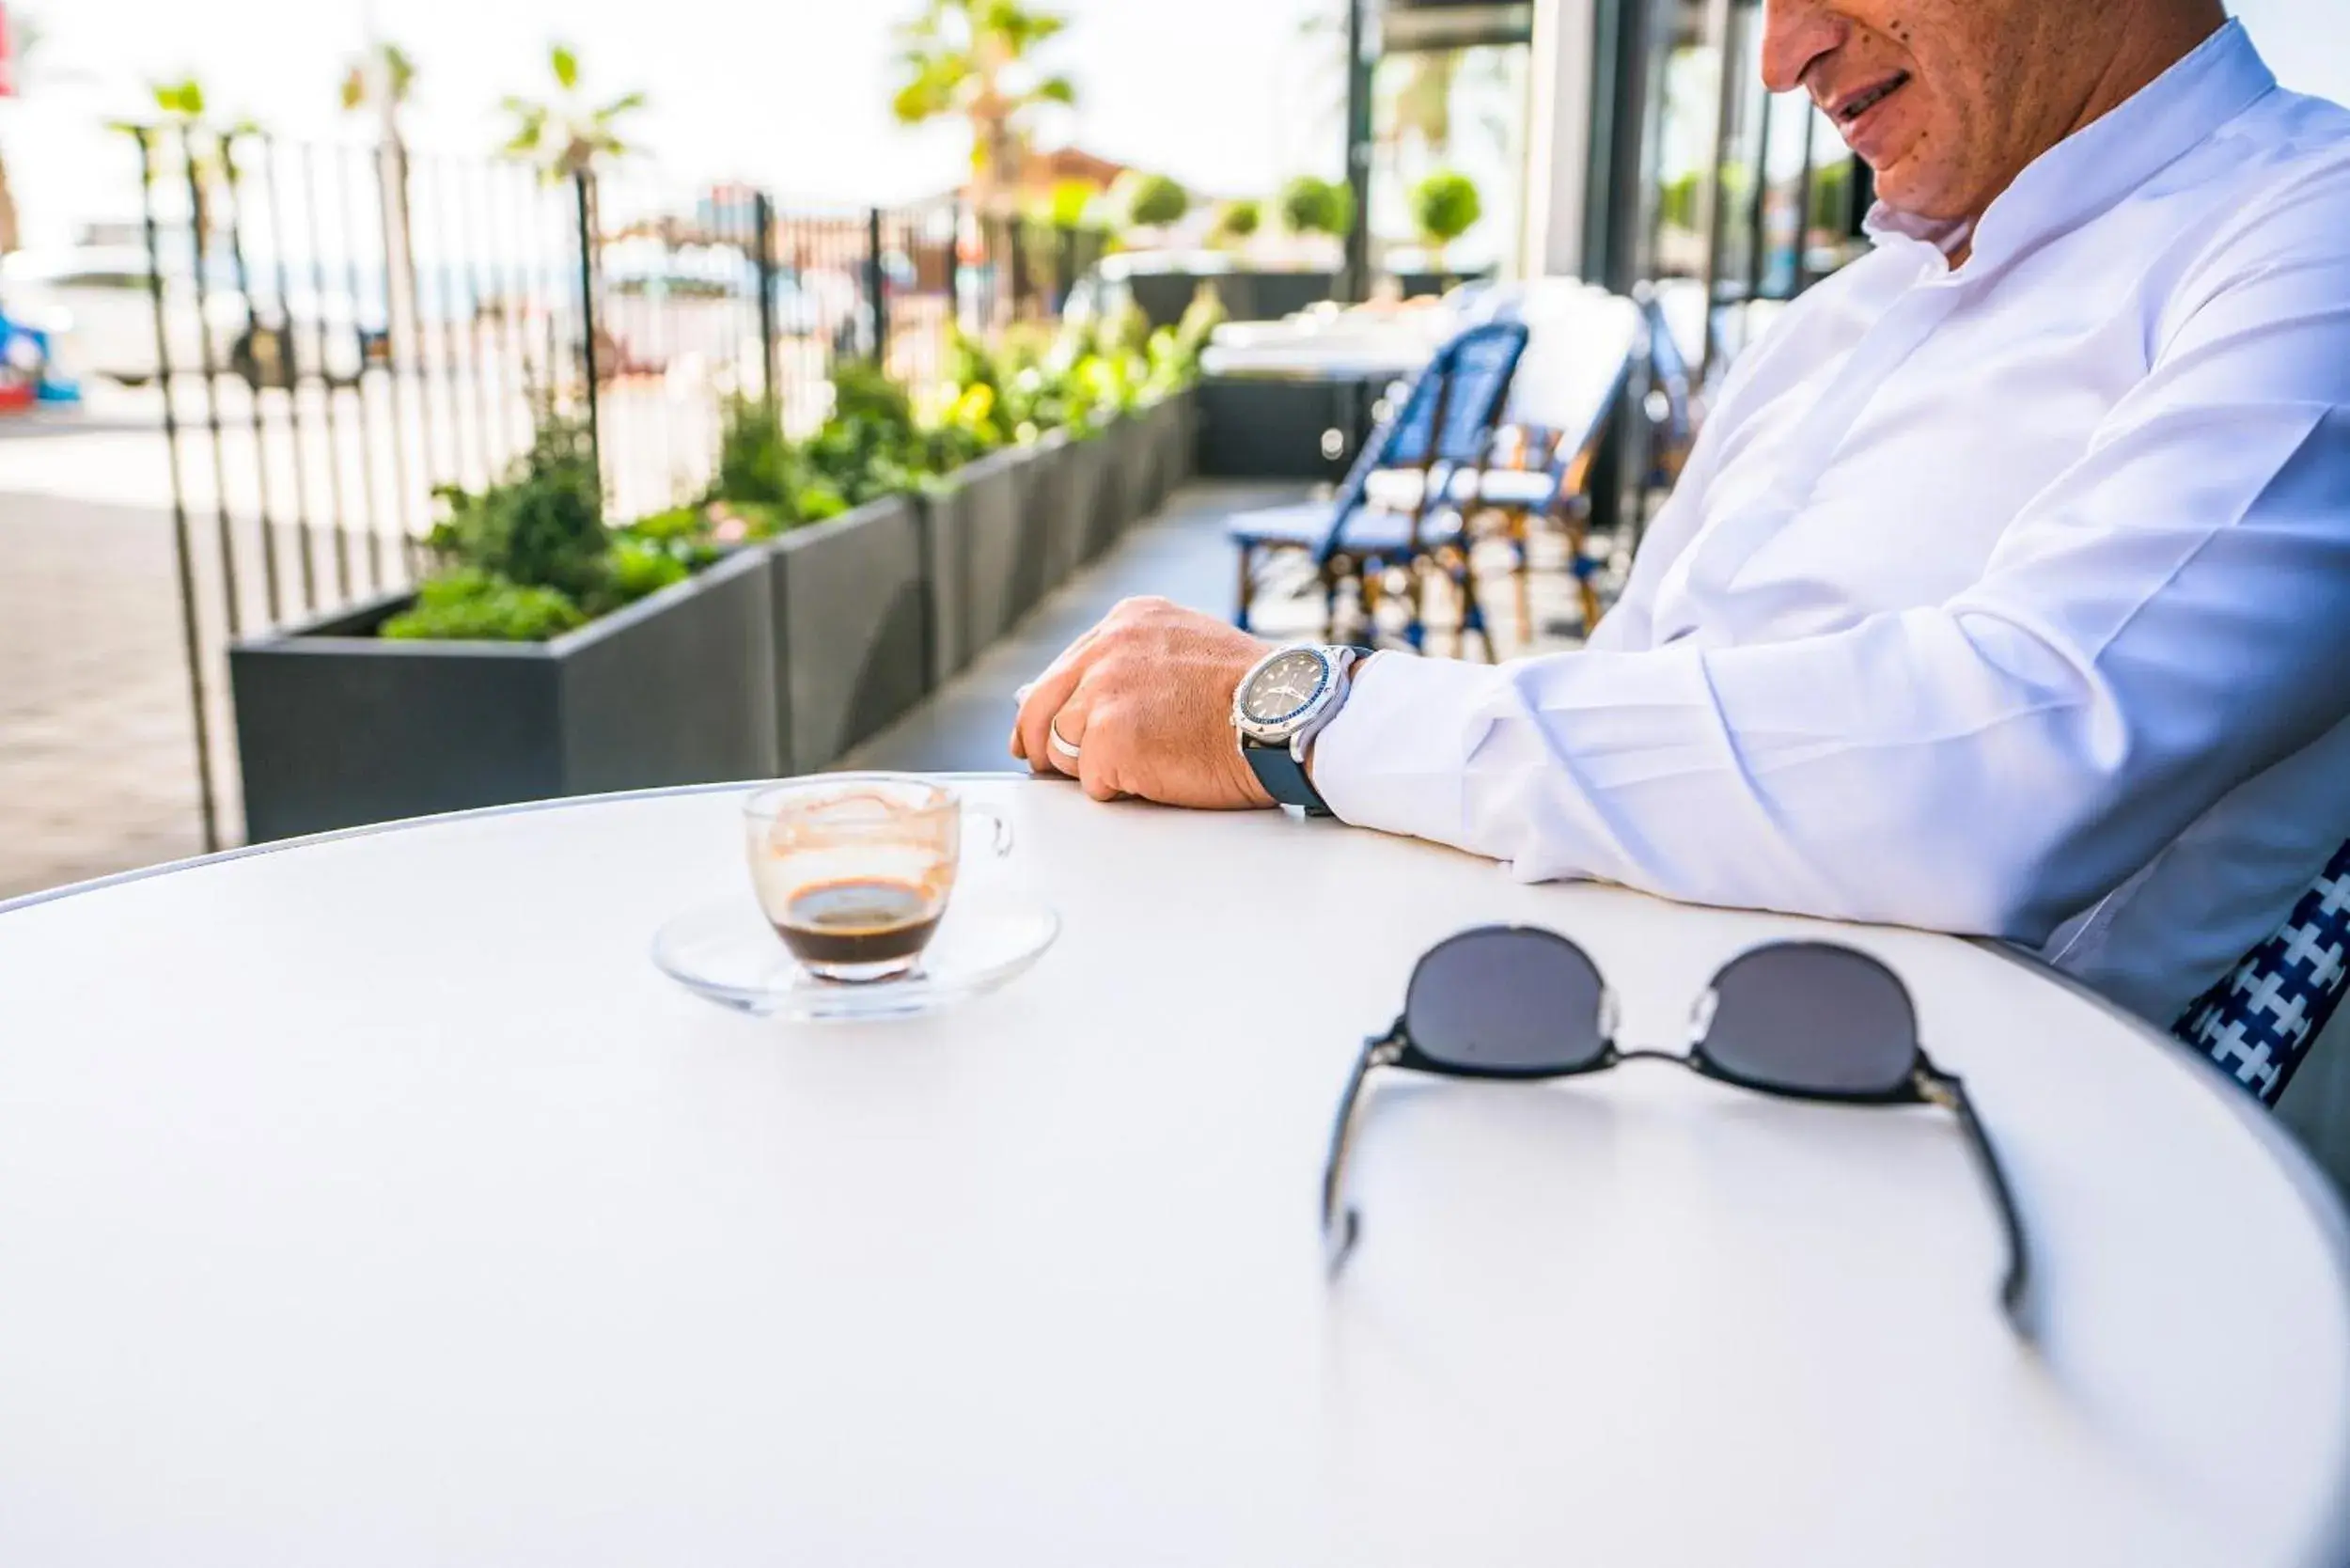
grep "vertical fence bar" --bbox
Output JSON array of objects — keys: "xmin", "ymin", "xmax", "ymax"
[
  {"xmin": 573, "ymin": 170, "xmax": 603, "ymax": 505},
  {"xmin": 536, "ymin": 175, "xmax": 563, "ymax": 410},
  {"xmin": 136, "ymin": 130, "xmax": 223, "ymax": 855},
  {"xmin": 180, "ymin": 126, "xmax": 245, "ymax": 638},
  {"xmin": 754, "ymin": 191, "xmax": 779, "ymax": 414},
  {"xmin": 485, "ymin": 161, "xmax": 530, "ymax": 457},
  {"xmin": 367, "ymin": 144, "xmax": 420, "ymax": 585},
  {"xmin": 424, "ymin": 159, "xmax": 476, "ymax": 494},
  {"xmin": 948, "ymin": 197, "xmax": 967, "ymax": 339},
  {"xmin": 257, "ymin": 137, "xmax": 320, "ymax": 614},
  {"xmin": 432, "ymin": 157, "xmax": 490, "ymax": 486},
  {"xmin": 219, "ymin": 136, "xmax": 284, "ymax": 623},
  {"xmin": 865, "ymin": 206, "xmax": 887, "ymax": 368},
  {"xmin": 342, "ymin": 146, "xmax": 396, "ymax": 589},
  {"xmin": 306, "ymin": 144, "xmax": 365, "ymax": 597},
  {"xmin": 458, "ymin": 159, "xmax": 506, "ymax": 475},
  {"xmin": 645, "ymin": 181, "xmax": 676, "ymax": 510}
]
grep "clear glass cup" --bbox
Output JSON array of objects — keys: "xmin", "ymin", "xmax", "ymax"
[{"xmin": 743, "ymin": 776, "xmax": 1013, "ymax": 983}]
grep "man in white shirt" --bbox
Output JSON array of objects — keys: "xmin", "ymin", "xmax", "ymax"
[{"xmin": 1011, "ymin": 0, "xmax": 2350, "ymax": 1028}]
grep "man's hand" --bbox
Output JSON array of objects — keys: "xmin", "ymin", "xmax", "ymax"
[{"xmin": 1010, "ymin": 597, "xmax": 1278, "ymax": 809}]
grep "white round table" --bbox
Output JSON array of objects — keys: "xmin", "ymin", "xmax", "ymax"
[{"xmin": 3, "ymin": 777, "xmax": 2345, "ymax": 1567}]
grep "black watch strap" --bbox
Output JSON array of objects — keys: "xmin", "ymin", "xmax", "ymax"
[{"xmin": 1245, "ymin": 741, "xmax": 1334, "ymax": 817}]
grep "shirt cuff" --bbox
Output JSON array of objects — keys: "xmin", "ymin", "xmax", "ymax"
[{"xmin": 1311, "ymin": 652, "xmax": 1509, "ymax": 850}]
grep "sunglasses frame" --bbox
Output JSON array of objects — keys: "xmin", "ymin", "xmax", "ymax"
[{"xmin": 1321, "ymin": 928, "xmax": 2034, "ymax": 1339}]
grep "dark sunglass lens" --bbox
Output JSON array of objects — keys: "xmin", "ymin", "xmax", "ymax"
[
  {"xmin": 1403, "ymin": 928, "xmax": 1608, "ymax": 1072},
  {"xmin": 1700, "ymin": 944, "xmax": 1919, "ymax": 1095}
]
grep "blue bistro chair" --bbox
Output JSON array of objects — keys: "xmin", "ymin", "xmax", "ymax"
[
  {"xmin": 2173, "ymin": 837, "xmax": 2350, "ymax": 1105},
  {"xmin": 1227, "ymin": 320, "xmax": 1531, "ymax": 651}
]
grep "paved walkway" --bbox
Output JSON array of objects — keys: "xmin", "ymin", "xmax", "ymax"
[{"xmin": 0, "ymin": 490, "xmax": 224, "ymax": 900}]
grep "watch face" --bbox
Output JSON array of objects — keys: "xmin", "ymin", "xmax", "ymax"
[{"xmin": 1243, "ymin": 649, "xmax": 1329, "ymax": 727}]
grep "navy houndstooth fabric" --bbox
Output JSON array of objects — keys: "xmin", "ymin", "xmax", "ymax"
[{"xmin": 2172, "ymin": 838, "xmax": 2350, "ymax": 1105}]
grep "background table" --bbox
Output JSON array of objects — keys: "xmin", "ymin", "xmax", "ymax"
[{"xmin": 3, "ymin": 777, "xmax": 2346, "ymax": 1567}]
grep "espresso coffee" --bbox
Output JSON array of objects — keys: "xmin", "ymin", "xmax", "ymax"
[{"xmin": 776, "ymin": 877, "xmax": 942, "ymax": 971}]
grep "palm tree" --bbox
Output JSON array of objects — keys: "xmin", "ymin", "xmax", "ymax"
[
  {"xmin": 498, "ymin": 43, "xmax": 646, "ymax": 183},
  {"xmin": 339, "ymin": 39, "xmax": 415, "ymax": 138},
  {"xmin": 890, "ymin": 0, "xmax": 1075, "ymax": 320}
]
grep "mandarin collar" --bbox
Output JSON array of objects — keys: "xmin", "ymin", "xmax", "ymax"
[{"xmin": 1863, "ymin": 19, "xmax": 2277, "ymax": 271}]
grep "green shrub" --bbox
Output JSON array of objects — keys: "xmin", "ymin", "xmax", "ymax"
[
  {"xmin": 423, "ymin": 413, "xmax": 606, "ymax": 603},
  {"xmin": 1279, "ymin": 175, "xmax": 1354, "ymax": 240},
  {"xmin": 1410, "ymin": 170, "xmax": 1482, "ymax": 255},
  {"xmin": 1212, "ymin": 198, "xmax": 1261, "ymax": 244},
  {"xmin": 1120, "ymin": 171, "xmax": 1189, "ymax": 230},
  {"xmin": 606, "ymin": 536, "xmax": 691, "ymax": 604},
  {"xmin": 381, "ymin": 572, "xmax": 587, "ymax": 642},
  {"xmin": 713, "ymin": 396, "xmax": 802, "ymax": 510}
]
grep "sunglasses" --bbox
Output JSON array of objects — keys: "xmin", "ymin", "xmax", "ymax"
[{"xmin": 1322, "ymin": 927, "xmax": 2032, "ymax": 1338}]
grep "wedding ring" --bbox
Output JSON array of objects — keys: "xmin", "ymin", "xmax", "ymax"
[{"xmin": 1049, "ymin": 721, "xmax": 1082, "ymax": 760}]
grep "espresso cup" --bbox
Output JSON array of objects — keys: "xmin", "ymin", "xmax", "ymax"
[{"xmin": 743, "ymin": 776, "xmax": 1013, "ymax": 982}]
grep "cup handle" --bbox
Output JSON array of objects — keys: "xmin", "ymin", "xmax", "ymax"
[{"xmin": 967, "ymin": 805, "xmax": 1014, "ymax": 858}]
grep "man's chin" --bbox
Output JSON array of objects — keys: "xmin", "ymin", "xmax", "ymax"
[{"xmin": 1867, "ymin": 159, "xmax": 1977, "ymax": 227}]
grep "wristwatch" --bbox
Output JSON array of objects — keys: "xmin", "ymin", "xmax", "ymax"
[{"xmin": 1232, "ymin": 643, "xmax": 1372, "ymax": 816}]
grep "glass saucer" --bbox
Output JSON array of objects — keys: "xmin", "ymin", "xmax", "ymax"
[{"xmin": 650, "ymin": 883, "xmax": 1059, "ymax": 1022}]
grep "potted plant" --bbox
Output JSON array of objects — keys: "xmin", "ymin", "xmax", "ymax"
[
  {"xmin": 1409, "ymin": 169, "xmax": 1482, "ymax": 285},
  {"xmin": 1209, "ymin": 198, "xmax": 1261, "ymax": 252},
  {"xmin": 230, "ymin": 411, "xmax": 779, "ymax": 840},
  {"xmin": 1115, "ymin": 170, "xmax": 1190, "ymax": 244}
]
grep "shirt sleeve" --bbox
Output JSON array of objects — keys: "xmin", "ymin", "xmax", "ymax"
[{"xmin": 1311, "ymin": 168, "xmax": 2350, "ymax": 944}]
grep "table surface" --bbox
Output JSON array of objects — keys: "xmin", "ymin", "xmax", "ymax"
[{"xmin": 4, "ymin": 777, "xmax": 2346, "ymax": 1568}]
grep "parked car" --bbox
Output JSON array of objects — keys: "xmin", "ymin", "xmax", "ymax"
[{"xmin": 1, "ymin": 237, "xmax": 383, "ymax": 390}]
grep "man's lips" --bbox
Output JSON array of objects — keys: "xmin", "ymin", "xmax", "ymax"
[{"xmin": 1822, "ymin": 71, "xmax": 1911, "ymax": 124}]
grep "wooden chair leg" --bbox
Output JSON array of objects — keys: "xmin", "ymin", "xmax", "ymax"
[
  {"xmin": 1512, "ymin": 515, "xmax": 1535, "ymax": 647},
  {"xmin": 1455, "ymin": 551, "xmax": 1496, "ymax": 664}
]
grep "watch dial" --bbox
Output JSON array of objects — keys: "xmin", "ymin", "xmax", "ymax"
[{"xmin": 1245, "ymin": 650, "xmax": 1328, "ymax": 725}]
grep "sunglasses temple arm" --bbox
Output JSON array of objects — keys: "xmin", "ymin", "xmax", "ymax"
[
  {"xmin": 1935, "ymin": 1069, "xmax": 2036, "ymax": 1340},
  {"xmin": 1321, "ymin": 1033, "xmax": 1394, "ymax": 1276}
]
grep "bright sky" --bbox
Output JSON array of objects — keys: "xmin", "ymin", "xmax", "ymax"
[
  {"xmin": 5, "ymin": 1, "xmax": 2345, "ymax": 248},
  {"xmin": 5, "ymin": 0, "xmax": 1337, "ymax": 243}
]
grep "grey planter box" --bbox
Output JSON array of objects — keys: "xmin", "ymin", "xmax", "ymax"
[
  {"xmin": 1157, "ymin": 385, "xmax": 1198, "ymax": 493},
  {"xmin": 231, "ymin": 546, "xmax": 778, "ymax": 842},
  {"xmin": 917, "ymin": 447, "xmax": 1021, "ymax": 689},
  {"xmin": 1104, "ymin": 411, "xmax": 1153, "ymax": 536},
  {"xmin": 770, "ymin": 495, "xmax": 930, "ymax": 775},
  {"xmin": 1007, "ymin": 438, "xmax": 1063, "ymax": 616},
  {"xmin": 1129, "ymin": 392, "xmax": 1194, "ymax": 518},
  {"xmin": 1052, "ymin": 428, "xmax": 1118, "ymax": 573}
]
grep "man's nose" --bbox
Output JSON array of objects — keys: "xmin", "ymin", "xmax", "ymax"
[{"xmin": 1759, "ymin": 0, "xmax": 1847, "ymax": 95}]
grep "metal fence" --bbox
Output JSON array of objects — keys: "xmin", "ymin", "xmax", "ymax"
[{"xmin": 114, "ymin": 126, "xmax": 1106, "ymax": 855}]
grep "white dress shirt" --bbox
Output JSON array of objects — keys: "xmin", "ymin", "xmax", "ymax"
[{"xmin": 1314, "ymin": 21, "xmax": 2350, "ymax": 1027}]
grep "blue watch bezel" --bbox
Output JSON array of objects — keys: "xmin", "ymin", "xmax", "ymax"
[{"xmin": 1254, "ymin": 651, "xmax": 1336, "ymax": 729}]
